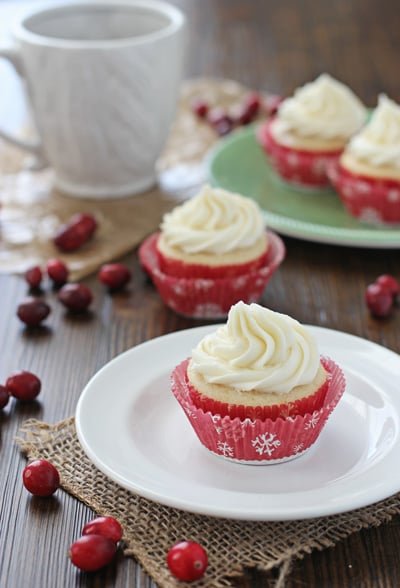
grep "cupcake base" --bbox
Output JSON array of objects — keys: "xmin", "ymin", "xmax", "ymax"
[
  {"xmin": 139, "ymin": 230, "xmax": 285, "ymax": 319},
  {"xmin": 328, "ymin": 162, "xmax": 400, "ymax": 225},
  {"xmin": 257, "ymin": 118, "xmax": 342, "ymax": 189},
  {"xmin": 171, "ymin": 356, "xmax": 346, "ymax": 464}
]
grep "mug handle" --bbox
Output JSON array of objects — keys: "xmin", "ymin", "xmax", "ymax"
[{"xmin": 0, "ymin": 46, "xmax": 47, "ymax": 167}]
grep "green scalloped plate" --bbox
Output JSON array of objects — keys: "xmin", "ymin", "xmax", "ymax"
[{"xmin": 207, "ymin": 125, "xmax": 400, "ymax": 248}]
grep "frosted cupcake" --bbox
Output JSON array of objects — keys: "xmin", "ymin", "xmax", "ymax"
[
  {"xmin": 328, "ymin": 94, "xmax": 400, "ymax": 224},
  {"xmin": 139, "ymin": 186, "xmax": 285, "ymax": 318},
  {"xmin": 257, "ymin": 74, "xmax": 367, "ymax": 188},
  {"xmin": 171, "ymin": 302, "xmax": 346, "ymax": 463}
]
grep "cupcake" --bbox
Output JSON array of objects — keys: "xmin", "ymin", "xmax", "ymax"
[
  {"xmin": 328, "ymin": 94, "xmax": 400, "ymax": 224},
  {"xmin": 139, "ymin": 185, "xmax": 285, "ymax": 318},
  {"xmin": 171, "ymin": 301, "xmax": 346, "ymax": 464},
  {"xmin": 257, "ymin": 73, "xmax": 367, "ymax": 188}
]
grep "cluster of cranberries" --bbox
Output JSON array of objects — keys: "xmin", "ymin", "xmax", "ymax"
[
  {"xmin": 365, "ymin": 274, "xmax": 399, "ymax": 318},
  {"xmin": 16, "ymin": 211, "xmax": 209, "ymax": 580},
  {"xmin": 20, "ymin": 259, "xmax": 131, "ymax": 328},
  {"xmin": 0, "ymin": 370, "xmax": 42, "ymax": 410},
  {"xmin": 21, "ymin": 458, "xmax": 207, "ymax": 580},
  {"xmin": 191, "ymin": 91, "xmax": 284, "ymax": 136},
  {"xmin": 69, "ymin": 516, "xmax": 123, "ymax": 572}
]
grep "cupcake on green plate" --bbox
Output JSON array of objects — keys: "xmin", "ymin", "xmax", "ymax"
[
  {"xmin": 328, "ymin": 94, "xmax": 400, "ymax": 224},
  {"xmin": 257, "ymin": 73, "xmax": 367, "ymax": 188}
]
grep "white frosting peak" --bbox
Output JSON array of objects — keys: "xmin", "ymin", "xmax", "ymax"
[
  {"xmin": 160, "ymin": 185, "xmax": 265, "ymax": 254},
  {"xmin": 273, "ymin": 73, "xmax": 367, "ymax": 140},
  {"xmin": 190, "ymin": 302, "xmax": 320, "ymax": 394},
  {"xmin": 345, "ymin": 94, "xmax": 400, "ymax": 168}
]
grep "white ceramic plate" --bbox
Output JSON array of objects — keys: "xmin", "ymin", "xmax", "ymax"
[{"xmin": 75, "ymin": 325, "xmax": 400, "ymax": 521}]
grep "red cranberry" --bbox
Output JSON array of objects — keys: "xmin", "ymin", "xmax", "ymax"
[
  {"xmin": 82, "ymin": 516, "xmax": 122, "ymax": 544},
  {"xmin": 58, "ymin": 283, "xmax": 93, "ymax": 312},
  {"xmin": 191, "ymin": 97, "xmax": 209, "ymax": 118},
  {"xmin": 69, "ymin": 535, "xmax": 116, "ymax": 572},
  {"xmin": 263, "ymin": 94, "xmax": 285, "ymax": 116},
  {"xmin": 375, "ymin": 274, "xmax": 399, "ymax": 298},
  {"xmin": 167, "ymin": 541, "xmax": 208, "ymax": 582},
  {"xmin": 6, "ymin": 370, "xmax": 41, "ymax": 401},
  {"xmin": 0, "ymin": 385, "xmax": 10, "ymax": 410},
  {"xmin": 23, "ymin": 459, "xmax": 60, "ymax": 496},
  {"xmin": 365, "ymin": 282, "xmax": 393, "ymax": 318},
  {"xmin": 17, "ymin": 297, "xmax": 51, "ymax": 326},
  {"xmin": 236, "ymin": 92, "xmax": 261, "ymax": 125},
  {"xmin": 46, "ymin": 258, "xmax": 69, "ymax": 285},
  {"xmin": 25, "ymin": 266, "xmax": 43, "ymax": 288},
  {"xmin": 53, "ymin": 213, "xmax": 97, "ymax": 252},
  {"xmin": 98, "ymin": 263, "xmax": 131, "ymax": 290}
]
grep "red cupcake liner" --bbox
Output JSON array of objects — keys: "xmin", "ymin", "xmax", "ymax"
[
  {"xmin": 138, "ymin": 230, "xmax": 285, "ymax": 319},
  {"xmin": 257, "ymin": 118, "xmax": 343, "ymax": 189},
  {"xmin": 187, "ymin": 368, "xmax": 330, "ymax": 420},
  {"xmin": 156, "ymin": 240, "xmax": 269, "ymax": 279},
  {"xmin": 327, "ymin": 161, "xmax": 400, "ymax": 225},
  {"xmin": 171, "ymin": 356, "xmax": 346, "ymax": 464}
]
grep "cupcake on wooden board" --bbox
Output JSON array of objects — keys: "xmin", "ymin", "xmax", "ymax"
[
  {"xmin": 171, "ymin": 301, "xmax": 346, "ymax": 464},
  {"xmin": 328, "ymin": 94, "xmax": 400, "ymax": 224},
  {"xmin": 139, "ymin": 185, "xmax": 285, "ymax": 318},
  {"xmin": 257, "ymin": 73, "xmax": 368, "ymax": 188}
]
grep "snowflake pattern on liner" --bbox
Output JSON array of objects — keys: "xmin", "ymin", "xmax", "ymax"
[
  {"xmin": 358, "ymin": 207, "xmax": 383, "ymax": 224},
  {"xmin": 251, "ymin": 432, "xmax": 281, "ymax": 456},
  {"xmin": 217, "ymin": 440, "xmax": 234, "ymax": 457},
  {"xmin": 304, "ymin": 411, "xmax": 320, "ymax": 430},
  {"xmin": 293, "ymin": 442, "xmax": 305, "ymax": 454}
]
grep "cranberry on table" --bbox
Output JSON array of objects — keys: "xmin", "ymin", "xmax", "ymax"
[
  {"xmin": 69, "ymin": 535, "xmax": 116, "ymax": 572},
  {"xmin": 236, "ymin": 91, "xmax": 260, "ymax": 125},
  {"xmin": 46, "ymin": 258, "xmax": 69, "ymax": 285},
  {"xmin": 6, "ymin": 370, "xmax": 41, "ymax": 401},
  {"xmin": 191, "ymin": 97, "xmax": 209, "ymax": 118},
  {"xmin": 17, "ymin": 297, "xmax": 51, "ymax": 326},
  {"xmin": 375, "ymin": 274, "xmax": 400, "ymax": 298},
  {"xmin": 263, "ymin": 93, "xmax": 285, "ymax": 116},
  {"xmin": 0, "ymin": 385, "xmax": 10, "ymax": 410},
  {"xmin": 98, "ymin": 263, "xmax": 131, "ymax": 290},
  {"xmin": 167, "ymin": 541, "xmax": 208, "ymax": 582},
  {"xmin": 82, "ymin": 516, "xmax": 122, "ymax": 544},
  {"xmin": 53, "ymin": 213, "xmax": 97, "ymax": 252},
  {"xmin": 58, "ymin": 283, "xmax": 93, "ymax": 312},
  {"xmin": 24, "ymin": 266, "xmax": 43, "ymax": 289},
  {"xmin": 22, "ymin": 459, "xmax": 60, "ymax": 496},
  {"xmin": 365, "ymin": 282, "xmax": 393, "ymax": 318}
]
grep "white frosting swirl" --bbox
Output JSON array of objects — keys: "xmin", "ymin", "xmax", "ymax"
[
  {"xmin": 345, "ymin": 94, "xmax": 400, "ymax": 169},
  {"xmin": 273, "ymin": 73, "xmax": 367, "ymax": 140},
  {"xmin": 190, "ymin": 302, "xmax": 320, "ymax": 394},
  {"xmin": 160, "ymin": 185, "xmax": 265, "ymax": 254}
]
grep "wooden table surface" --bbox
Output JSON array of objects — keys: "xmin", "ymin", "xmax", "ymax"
[{"xmin": 1, "ymin": 1, "xmax": 400, "ymax": 587}]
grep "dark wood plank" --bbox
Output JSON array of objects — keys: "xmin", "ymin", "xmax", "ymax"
[{"xmin": 1, "ymin": 1, "xmax": 400, "ymax": 587}]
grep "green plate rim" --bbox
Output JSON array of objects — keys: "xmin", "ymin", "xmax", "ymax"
[{"xmin": 206, "ymin": 125, "xmax": 400, "ymax": 249}]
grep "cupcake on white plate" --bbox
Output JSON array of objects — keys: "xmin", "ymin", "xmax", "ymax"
[
  {"xmin": 171, "ymin": 301, "xmax": 346, "ymax": 464},
  {"xmin": 257, "ymin": 73, "xmax": 368, "ymax": 188},
  {"xmin": 139, "ymin": 185, "xmax": 285, "ymax": 318},
  {"xmin": 328, "ymin": 94, "xmax": 400, "ymax": 224}
]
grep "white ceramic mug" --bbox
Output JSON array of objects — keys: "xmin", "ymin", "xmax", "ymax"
[{"xmin": 0, "ymin": 0, "xmax": 186, "ymax": 198}]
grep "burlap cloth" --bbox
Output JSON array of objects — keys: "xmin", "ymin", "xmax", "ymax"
[
  {"xmin": 16, "ymin": 417, "xmax": 400, "ymax": 587},
  {"xmin": 7, "ymin": 79, "xmax": 400, "ymax": 585}
]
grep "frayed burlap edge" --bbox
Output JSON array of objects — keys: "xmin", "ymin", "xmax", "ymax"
[{"xmin": 16, "ymin": 417, "xmax": 400, "ymax": 588}]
